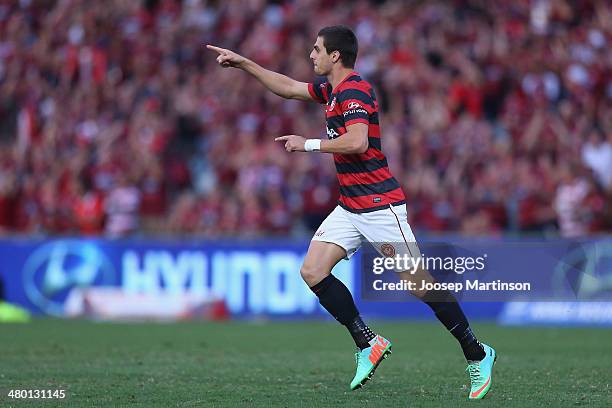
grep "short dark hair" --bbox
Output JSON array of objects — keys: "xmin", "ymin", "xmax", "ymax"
[{"xmin": 317, "ymin": 25, "xmax": 358, "ymax": 68}]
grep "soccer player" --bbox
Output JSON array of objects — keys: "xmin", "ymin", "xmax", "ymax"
[{"xmin": 207, "ymin": 25, "xmax": 496, "ymax": 399}]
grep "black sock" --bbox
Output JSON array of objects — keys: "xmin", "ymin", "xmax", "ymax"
[
  {"xmin": 422, "ymin": 289, "xmax": 485, "ymax": 361},
  {"xmin": 346, "ymin": 315, "xmax": 377, "ymax": 350},
  {"xmin": 310, "ymin": 274, "xmax": 376, "ymax": 350}
]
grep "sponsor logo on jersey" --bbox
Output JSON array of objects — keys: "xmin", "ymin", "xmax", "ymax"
[{"xmin": 343, "ymin": 101, "xmax": 369, "ymax": 117}]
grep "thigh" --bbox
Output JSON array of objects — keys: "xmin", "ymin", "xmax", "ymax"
[
  {"xmin": 312, "ymin": 206, "xmax": 363, "ymax": 259},
  {"xmin": 357, "ymin": 205, "xmax": 434, "ymax": 298},
  {"xmin": 352, "ymin": 204, "xmax": 421, "ymax": 264},
  {"xmin": 354, "ymin": 204, "xmax": 436, "ymax": 296}
]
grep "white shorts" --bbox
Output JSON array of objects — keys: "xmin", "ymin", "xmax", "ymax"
[{"xmin": 312, "ymin": 204, "xmax": 421, "ymax": 266}]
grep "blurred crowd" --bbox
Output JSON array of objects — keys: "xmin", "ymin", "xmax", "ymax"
[{"xmin": 0, "ymin": 0, "xmax": 611, "ymax": 238}]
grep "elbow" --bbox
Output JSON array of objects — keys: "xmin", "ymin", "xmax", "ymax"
[
  {"xmin": 352, "ymin": 138, "xmax": 369, "ymax": 154},
  {"xmin": 284, "ymin": 87, "xmax": 297, "ymax": 99},
  {"xmin": 277, "ymin": 89, "xmax": 294, "ymax": 99}
]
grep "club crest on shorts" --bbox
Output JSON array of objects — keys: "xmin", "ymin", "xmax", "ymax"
[
  {"xmin": 315, "ymin": 230, "xmax": 325, "ymax": 237},
  {"xmin": 380, "ymin": 243, "xmax": 396, "ymax": 258}
]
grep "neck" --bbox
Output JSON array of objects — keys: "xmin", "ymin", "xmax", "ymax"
[{"xmin": 327, "ymin": 66, "xmax": 354, "ymax": 90}]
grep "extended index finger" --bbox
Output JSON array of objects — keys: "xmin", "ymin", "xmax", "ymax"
[
  {"xmin": 274, "ymin": 136, "xmax": 290, "ymax": 142},
  {"xmin": 206, "ymin": 44, "xmax": 226, "ymax": 54}
]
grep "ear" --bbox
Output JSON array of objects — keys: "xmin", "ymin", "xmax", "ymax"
[{"xmin": 332, "ymin": 50, "xmax": 340, "ymax": 63}]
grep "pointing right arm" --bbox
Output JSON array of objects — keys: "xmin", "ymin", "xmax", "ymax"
[{"xmin": 206, "ymin": 45, "xmax": 312, "ymax": 101}]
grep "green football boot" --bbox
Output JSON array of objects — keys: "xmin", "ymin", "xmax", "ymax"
[
  {"xmin": 350, "ymin": 335, "xmax": 392, "ymax": 390},
  {"xmin": 466, "ymin": 343, "xmax": 497, "ymax": 400}
]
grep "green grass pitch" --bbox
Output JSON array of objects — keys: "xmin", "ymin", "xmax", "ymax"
[{"xmin": 1, "ymin": 320, "xmax": 611, "ymax": 407}]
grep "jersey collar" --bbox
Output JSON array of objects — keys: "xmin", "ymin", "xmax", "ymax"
[{"xmin": 331, "ymin": 70, "xmax": 358, "ymax": 94}]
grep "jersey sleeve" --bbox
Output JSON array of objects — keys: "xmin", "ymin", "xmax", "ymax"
[
  {"xmin": 307, "ymin": 76, "xmax": 329, "ymax": 104},
  {"xmin": 338, "ymin": 85, "xmax": 374, "ymax": 126}
]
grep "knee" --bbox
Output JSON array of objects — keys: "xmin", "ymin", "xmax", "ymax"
[{"xmin": 300, "ymin": 263, "xmax": 329, "ymax": 287}]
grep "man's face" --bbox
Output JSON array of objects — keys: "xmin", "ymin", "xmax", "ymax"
[{"xmin": 309, "ymin": 36, "xmax": 337, "ymax": 75}]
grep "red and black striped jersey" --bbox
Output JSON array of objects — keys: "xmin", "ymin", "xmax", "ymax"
[{"xmin": 308, "ymin": 71, "xmax": 405, "ymax": 213}]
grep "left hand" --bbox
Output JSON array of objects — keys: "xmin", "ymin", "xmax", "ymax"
[{"xmin": 274, "ymin": 135, "xmax": 306, "ymax": 152}]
